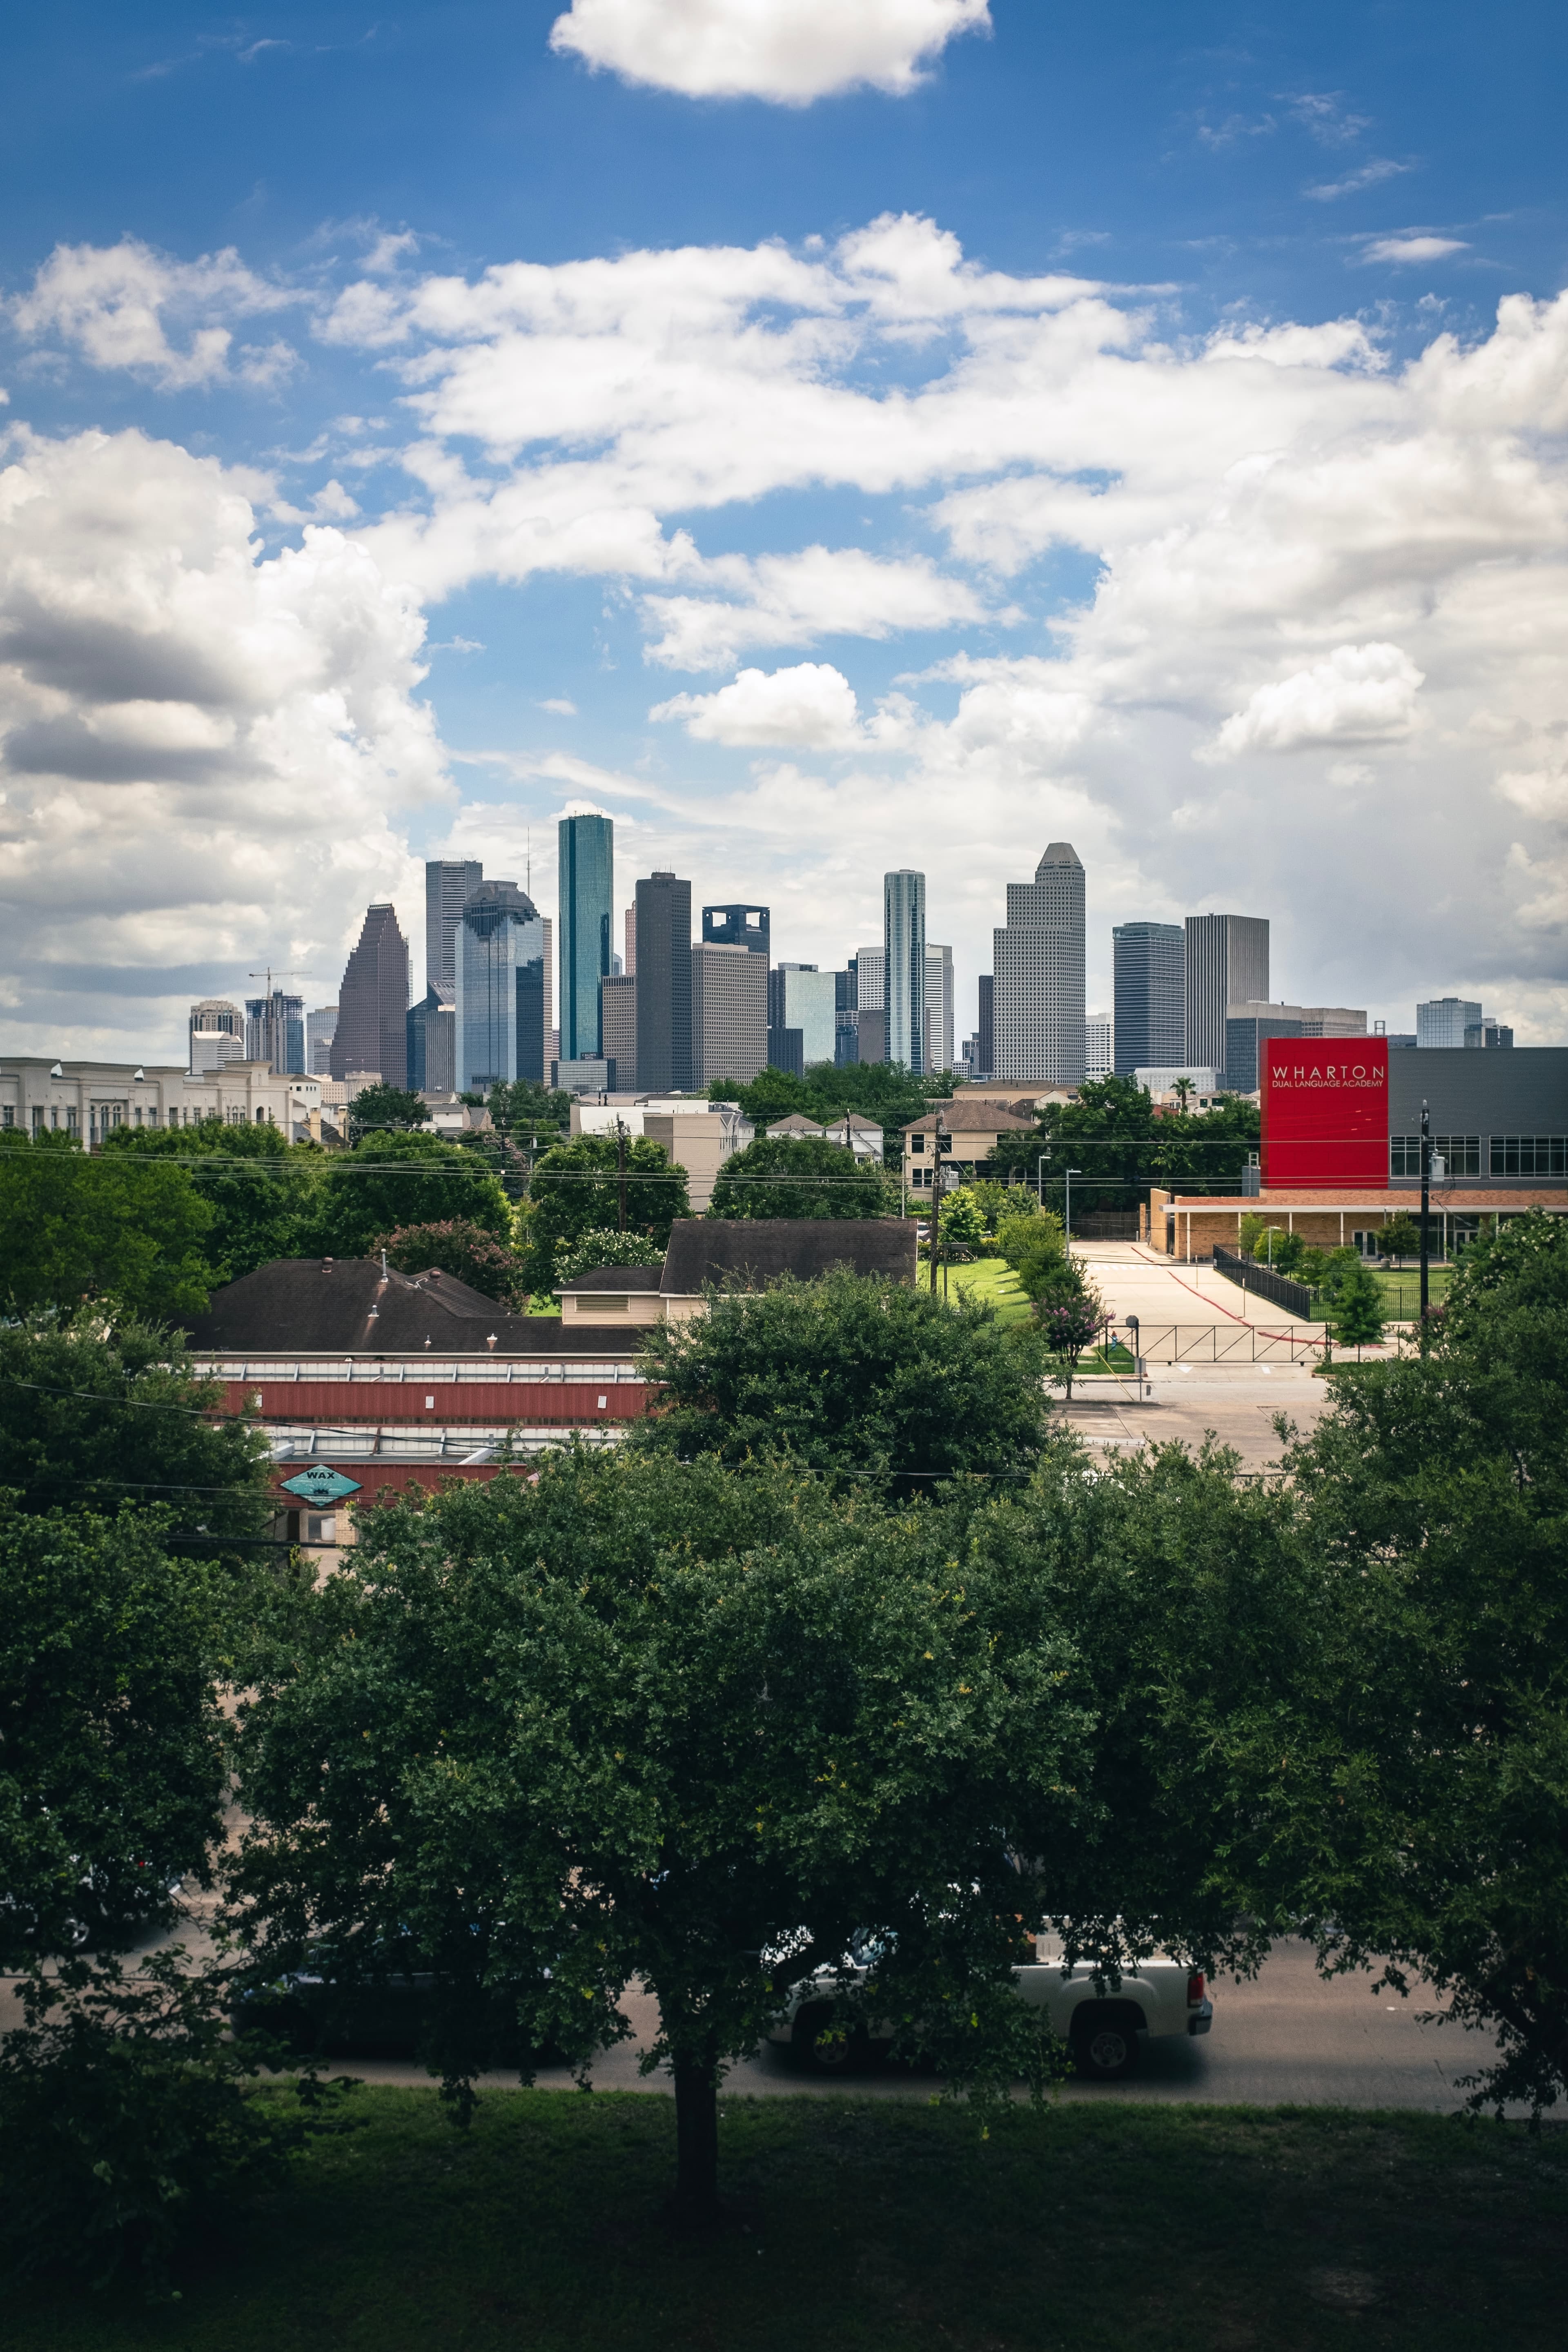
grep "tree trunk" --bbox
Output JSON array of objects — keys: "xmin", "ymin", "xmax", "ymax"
[{"xmin": 671, "ymin": 2049, "xmax": 721, "ymax": 2224}]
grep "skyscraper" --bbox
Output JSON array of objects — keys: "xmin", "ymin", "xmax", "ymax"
[
  {"xmin": 1417, "ymin": 996, "xmax": 1482, "ymax": 1048},
  {"xmin": 634, "ymin": 871, "xmax": 693, "ymax": 1092},
  {"xmin": 702, "ymin": 903, "xmax": 770, "ymax": 958},
  {"xmin": 600, "ymin": 972, "xmax": 637, "ymax": 1090},
  {"xmin": 690, "ymin": 943, "xmax": 768, "ymax": 1085},
  {"xmin": 1112, "ymin": 921, "xmax": 1185, "ymax": 1076},
  {"xmin": 772, "ymin": 964, "xmax": 837, "ymax": 1068},
  {"xmin": 407, "ymin": 986, "xmax": 455, "ymax": 1092},
  {"xmin": 188, "ymin": 999, "xmax": 243, "ymax": 1073},
  {"xmin": 425, "ymin": 859, "xmax": 483, "ymax": 994},
  {"xmin": 976, "ymin": 974, "xmax": 994, "ymax": 1080},
  {"xmin": 305, "ymin": 1005, "xmax": 338, "ymax": 1076},
  {"xmin": 992, "ymin": 844, "xmax": 1086, "ymax": 1085},
  {"xmin": 1184, "ymin": 913, "xmax": 1269, "ymax": 1077},
  {"xmin": 453, "ymin": 881, "xmax": 548, "ymax": 1092},
  {"xmin": 1085, "ymin": 1016, "xmax": 1113, "ymax": 1079},
  {"xmin": 924, "ymin": 943, "xmax": 953, "ymax": 1074},
  {"xmin": 244, "ymin": 990, "xmax": 305, "ymax": 1075},
  {"xmin": 884, "ymin": 869, "xmax": 927, "ymax": 1074},
  {"xmin": 331, "ymin": 902, "xmax": 411, "ymax": 1086},
  {"xmin": 558, "ymin": 814, "xmax": 614, "ymax": 1063}
]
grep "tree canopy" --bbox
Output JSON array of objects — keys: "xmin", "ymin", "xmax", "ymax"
[
  {"xmin": 0, "ymin": 1131, "xmax": 215, "ymax": 1320},
  {"xmin": 630, "ymin": 1268, "xmax": 1054, "ymax": 1497},
  {"xmin": 706, "ymin": 1134, "xmax": 893, "ymax": 1221},
  {"xmin": 101, "ymin": 1116, "xmax": 320, "ymax": 1285},
  {"xmin": 311, "ymin": 1131, "xmax": 512, "ymax": 1261},
  {"xmin": 227, "ymin": 1455, "xmax": 1088, "ymax": 2218},
  {"xmin": 0, "ymin": 1501, "xmax": 232, "ymax": 1967},
  {"xmin": 706, "ymin": 1060, "xmax": 951, "ymax": 1163},
  {"xmin": 372, "ymin": 1220, "xmax": 529, "ymax": 1309},
  {"xmin": 347, "ymin": 1084, "xmax": 430, "ymax": 1140},
  {"xmin": 987, "ymin": 1075, "xmax": 1260, "ymax": 1212},
  {"xmin": 0, "ymin": 1309, "xmax": 274, "ymax": 1536},
  {"xmin": 524, "ymin": 1135, "xmax": 689, "ymax": 1292}
]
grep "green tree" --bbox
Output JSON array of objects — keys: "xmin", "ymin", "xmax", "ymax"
[
  {"xmin": 708, "ymin": 1134, "xmax": 893, "ymax": 1220},
  {"xmin": 227, "ymin": 1456, "xmax": 1084, "ymax": 2220},
  {"xmin": 526, "ymin": 1136, "xmax": 689, "ymax": 1294},
  {"xmin": 347, "ymin": 1083, "xmax": 430, "ymax": 1141},
  {"xmin": 101, "ymin": 1116, "xmax": 321, "ymax": 1284},
  {"xmin": 553, "ymin": 1228, "xmax": 665, "ymax": 1283},
  {"xmin": 711, "ymin": 1061, "xmax": 952, "ymax": 1167},
  {"xmin": 480, "ymin": 1079, "xmax": 573, "ymax": 1140},
  {"xmin": 1036, "ymin": 1281, "xmax": 1104, "ymax": 1401},
  {"xmin": 988, "ymin": 1076, "xmax": 1259, "ymax": 1213},
  {"xmin": 630, "ymin": 1268, "xmax": 1053, "ymax": 1497},
  {"xmin": 311, "ymin": 1131, "xmax": 511, "ymax": 1261},
  {"xmin": 373, "ymin": 1220, "xmax": 529, "ymax": 1308},
  {"xmin": 0, "ymin": 1131, "xmax": 214, "ymax": 1320},
  {"xmin": 1379, "ymin": 1212, "xmax": 1421, "ymax": 1265},
  {"xmin": 0, "ymin": 1501, "xmax": 233, "ymax": 1965},
  {"xmin": 0, "ymin": 1309, "xmax": 273, "ymax": 1535},
  {"xmin": 1237, "ymin": 1212, "xmax": 1268, "ymax": 1259},
  {"xmin": 935, "ymin": 1187, "xmax": 988, "ymax": 1255},
  {"xmin": 1323, "ymin": 1256, "xmax": 1386, "ymax": 1351}
]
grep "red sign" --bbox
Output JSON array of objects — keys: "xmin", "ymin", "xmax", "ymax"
[{"xmin": 1260, "ymin": 1036, "xmax": 1388, "ymax": 1190}]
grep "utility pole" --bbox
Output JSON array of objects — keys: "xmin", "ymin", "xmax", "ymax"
[
  {"xmin": 615, "ymin": 1117, "xmax": 628, "ymax": 1232},
  {"xmin": 1419, "ymin": 1096, "xmax": 1431, "ymax": 1350},
  {"xmin": 929, "ymin": 1110, "xmax": 947, "ymax": 1294}
]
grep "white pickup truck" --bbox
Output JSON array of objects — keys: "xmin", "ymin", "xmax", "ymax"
[{"xmin": 768, "ymin": 1933, "xmax": 1213, "ymax": 2082}]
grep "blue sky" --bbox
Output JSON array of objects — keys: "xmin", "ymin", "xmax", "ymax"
[{"xmin": 2, "ymin": 0, "xmax": 1566, "ymax": 1058}]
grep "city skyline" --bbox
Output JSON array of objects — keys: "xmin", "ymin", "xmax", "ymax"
[{"xmin": 2, "ymin": 6, "xmax": 1565, "ymax": 1067}]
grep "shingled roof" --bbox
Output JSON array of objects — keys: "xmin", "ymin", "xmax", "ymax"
[
  {"xmin": 660, "ymin": 1218, "xmax": 916, "ymax": 1295},
  {"xmin": 181, "ymin": 1259, "xmax": 641, "ymax": 1355}
]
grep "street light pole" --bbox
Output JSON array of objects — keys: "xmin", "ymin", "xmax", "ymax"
[
  {"xmin": 1419, "ymin": 1096, "xmax": 1430, "ymax": 1350},
  {"xmin": 1036, "ymin": 1152, "xmax": 1050, "ymax": 1209},
  {"xmin": 1064, "ymin": 1168, "xmax": 1083, "ymax": 1252}
]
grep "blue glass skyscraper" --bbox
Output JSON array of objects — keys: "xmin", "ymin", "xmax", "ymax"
[
  {"xmin": 454, "ymin": 881, "xmax": 547, "ymax": 1091},
  {"xmin": 884, "ymin": 868, "xmax": 927, "ymax": 1075},
  {"xmin": 558, "ymin": 813, "xmax": 613, "ymax": 1063}
]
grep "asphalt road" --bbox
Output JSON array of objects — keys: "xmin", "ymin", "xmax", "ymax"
[{"xmin": 334, "ymin": 1940, "xmax": 1503, "ymax": 2111}]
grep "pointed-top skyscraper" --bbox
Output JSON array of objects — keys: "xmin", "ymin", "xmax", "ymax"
[{"xmin": 991, "ymin": 843, "xmax": 1086, "ymax": 1084}]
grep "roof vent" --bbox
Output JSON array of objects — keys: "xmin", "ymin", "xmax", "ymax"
[
  {"xmin": 322, "ymin": 1258, "xmax": 334, "ymax": 1273},
  {"xmin": 486, "ymin": 1333, "xmax": 498, "ymax": 1351}
]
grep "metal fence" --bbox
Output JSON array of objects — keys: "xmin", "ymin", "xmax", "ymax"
[
  {"xmin": 1211, "ymin": 1245, "xmax": 1316, "ymax": 1321},
  {"xmin": 1101, "ymin": 1319, "xmax": 1326, "ymax": 1365}
]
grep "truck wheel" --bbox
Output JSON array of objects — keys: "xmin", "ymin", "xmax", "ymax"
[
  {"xmin": 1072, "ymin": 2010, "xmax": 1140, "ymax": 2081},
  {"xmin": 793, "ymin": 2003, "xmax": 865, "ymax": 2076}
]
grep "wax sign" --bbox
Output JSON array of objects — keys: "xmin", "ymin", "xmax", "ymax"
[
  {"xmin": 1260, "ymin": 1036, "xmax": 1389, "ymax": 1189},
  {"xmin": 280, "ymin": 1466, "xmax": 363, "ymax": 1502}
]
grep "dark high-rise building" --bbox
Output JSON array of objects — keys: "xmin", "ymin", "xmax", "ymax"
[
  {"xmin": 702, "ymin": 903, "xmax": 770, "ymax": 958},
  {"xmin": 835, "ymin": 963, "xmax": 859, "ymax": 1066},
  {"xmin": 453, "ymin": 881, "xmax": 547, "ymax": 1092},
  {"xmin": 600, "ymin": 973, "xmax": 637, "ymax": 1091},
  {"xmin": 766, "ymin": 968, "xmax": 804, "ymax": 1078},
  {"xmin": 1112, "ymin": 922, "xmax": 1185, "ymax": 1077},
  {"xmin": 425, "ymin": 859, "xmax": 483, "ymax": 994},
  {"xmin": 691, "ymin": 944, "xmax": 768, "ymax": 1085},
  {"xmin": 331, "ymin": 903, "xmax": 410, "ymax": 1086},
  {"xmin": 407, "ymin": 985, "xmax": 455, "ymax": 1093},
  {"xmin": 558, "ymin": 814, "xmax": 614, "ymax": 1063},
  {"xmin": 976, "ymin": 974, "xmax": 994, "ymax": 1079},
  {"xmin": 634, "ymin": 871, "xmax": 693, "ymax": 1092},
  {"xmin": 1184, "ymin": 913, "xmax": 1268, "ymax": 1078}
]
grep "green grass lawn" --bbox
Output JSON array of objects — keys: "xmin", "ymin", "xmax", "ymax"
[
  {"xmin": 9, "ymin": 2090, "xmax": 1564, "ymax": 2351},
  {"xmin": 941, "ymin": 1256, "xmax": 1034, "ymax": 1327},
  {"xmin": 1365, "ymin": 1265, "xmax": 1453, "ymax": 1319}
]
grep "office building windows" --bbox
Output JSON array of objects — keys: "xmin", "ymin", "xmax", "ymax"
[
  {"xmin": 1417, "ymin": 996, "xmax": 1482, "ymax": 1049},
  {"xmin": 425, "ymin": 859, "xmax": 483, "ymax": 995},
  {"xmin": 453, "ymin": 881, "xmax": 546, "ymax": 1092},
  {"xmin": 558, "ymin": 814, "xmax": 614, "ymax": 1063},
  {"xmin": 702, "ymin": 903, "xmax": 770, "ymax": 959},
  {"xmin": 1112, "ymin": 922, "xmax": 1184, "ymax": 1076},
  {"xmin": 976, "ymin": 973, "xmax": 994, "ymax": 1080},
  {"xmin": 600, "ymin": 973, "xmax": 637, "ymax": 1091},
  {"xmin": 634, "ymin": 871, "xmax": 693, "ymax": 1092},
  {"xmin": 1466, "ymin": 1018, "xmax": 1514, "ymax": 1049},
  {"xmin": 305, "ymin": 1004, "xmax": 337, "ymax": 1076},
  {"xmin": 188, "ymin": 998, "xmax": 244, "ymax": 1074},
  {"xmin": 1085, "ymin": 1015, "xmax": 1112, "ymax": 1080},
  {"xmin": 691, "ymin": 943, "xmax": 768, "ymax": 1085},
  {"xmin": 1490, "ymin": 1135, "xmax": 1568, "ymax": 1176},
  {"xmin": 1390, "ymin": 1134, "xmax": 1482, "ymax": 1178},
  {"xmin": 332, "ymin": 903, "xmax": 410, "ymax": 1086},
  {"xmin": 884, "ymin": 870, "xmax": 927, "ymax": 1074},
  {"xmin": 924, "ymin": 943, "xmax": 954, "ymax": 1074},
  {"xmin": 1184, "ymin": 913, "xmax": 1268, "ymax": 1076},
  {"xmin": 992, "ymin": 844, "xmax": 1086, "ymax": 1085},
  {"xmin": 244, "ymin": 989, "xmax": 305, "ymax": 1076},
  {"xmin": 407, "ymin": 987, "xmax": 455, "ymax": 1092}
]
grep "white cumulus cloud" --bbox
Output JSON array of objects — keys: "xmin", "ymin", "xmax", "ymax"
[
  {"xmin": 547, "ymin": 0, "xmax": 990, "ymax": 103},
  {"xmin": 1203, "ymin": 643, "xmax": 1426, "ymax": 759},
  {"xmin": 651, "ymin": 662, "xmax": 864, "ymax": 746},
  {"xmin": 1361, "ymin": 235, "xmax": 1469, "ymax": 265},
  {"xmin": 11, "ymin": 238, "xmax": 298, "ymax": 391},
  {"xmin": 0, "ymin": 425, "xmax": 448, "ymax": 1055}
]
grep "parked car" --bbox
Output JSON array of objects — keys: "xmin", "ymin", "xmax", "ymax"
[
  {"xmin": 232, "ymin": 1948, "xmax": 545, "ymax": 2064},
  {"xmin": 768, "ymin": 1932, "xmax": 1212, "ymax": 2081}
]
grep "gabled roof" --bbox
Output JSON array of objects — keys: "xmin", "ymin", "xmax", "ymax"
[
  {"xmin": 661, "ymin": 1218, "xmax": 916, "ymax": 1294},
  {"xmin": 556, "ymin": 1264, "xmax": 664, "ymax": 1294},
  {"xmin": 181, "ymin": 1258, "xmax": 641, "ymax": 1355},
  {"xmin": 903, "ymin": 1105, "xmax": 1038, "ymax": 1134}
]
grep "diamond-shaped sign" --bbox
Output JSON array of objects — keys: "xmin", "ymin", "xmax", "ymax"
[{"xmin": 281, "ymin": 1466, "xmax": 362, "ymax": 1503}]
